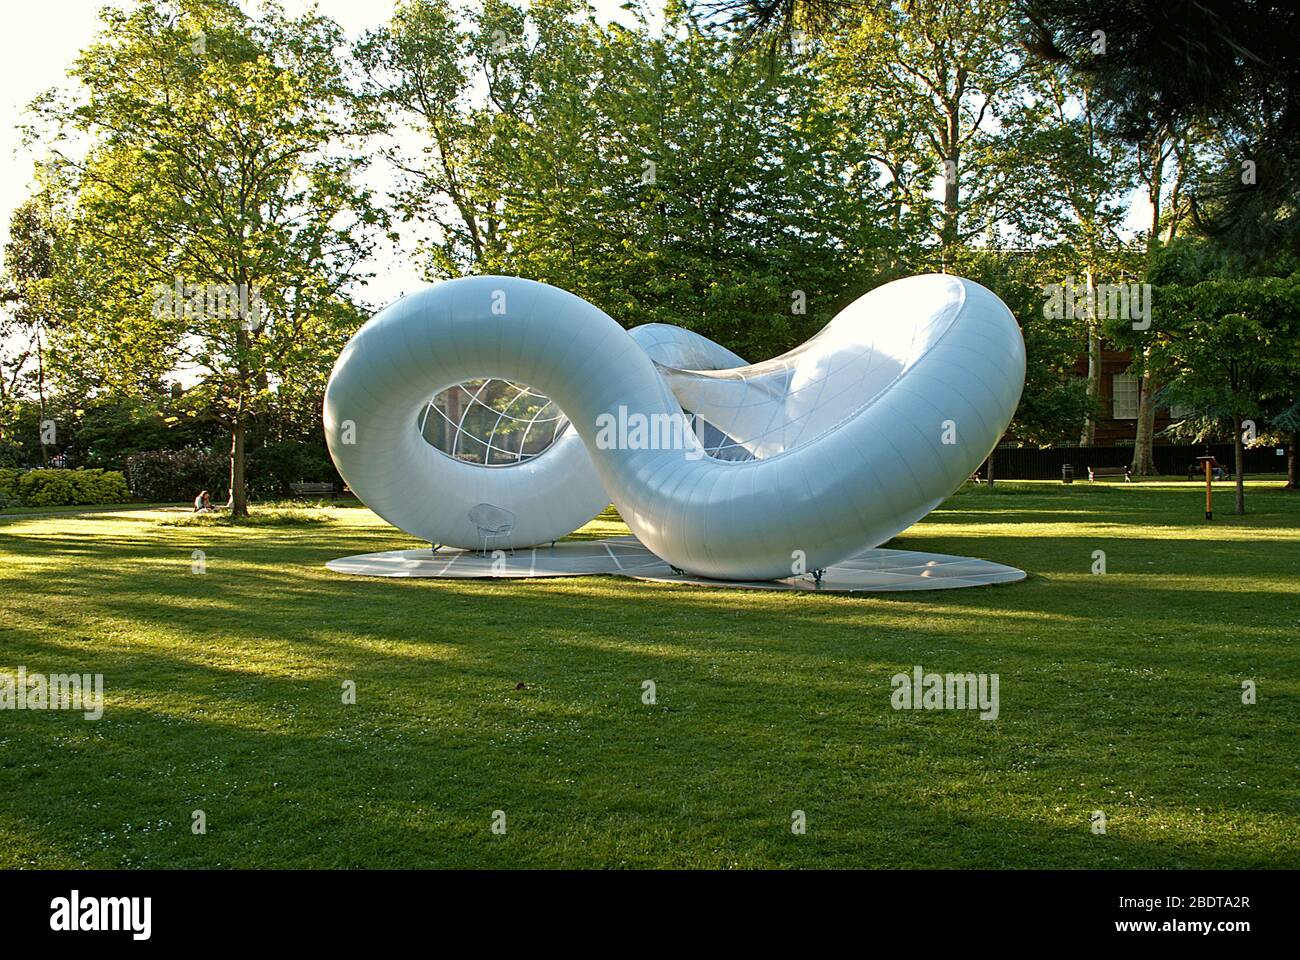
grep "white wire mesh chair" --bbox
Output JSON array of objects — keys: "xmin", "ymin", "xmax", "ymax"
[{"xmin": 468, "ymin": 502, "xmax": 516, "ymax": 555}]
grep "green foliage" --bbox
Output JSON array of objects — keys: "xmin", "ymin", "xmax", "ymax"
[
  {"xmin": 70, "ymin": 394, "xmax": 191, "ymax": 469},
  {"xmin": 0, "ymin": 191, "xmax": 68, "ymax": 465},
  {"xmin": 123, "ymin": 442, "xmax": 336, "ymax": 502},
  {"xmin": 820, "ymin": 0, "xmax": 1035, "ymax": 257},
  {"xmin": 246, "ymin": 441, "xmax": 340, "ymax": 496},
  {"xmin": 952, "ymin": 249, "xmax": 1092, "ymax": 445},
  {"xmin": 1107, "ymin": 272, "xmax": 1300, "ymax": 506},
  {"xmin": 11, "ymin": 0, "xmax": 1283, "ymax": 464},
  {"xmin": 25, "ymin": 0, "xmax": 384, "ymax": 513},
  {"xmin": 1024, "ymin": 0, "xmax": 1300, "ymax": 264},
  {"xmin": 124, "ymin": 447, "xmax": 229, "ymax": 503},
  {"xmin": 0, "ymin": 468, "xmax": 20, "ymax": 506},
  {"xmin": 1116, "ymin": 274, "xmax": 1300, "ymax": 423},
  {"xmin": 358, "ymin": 0, "xmax": 902, "ymax": 360},
  {"xmin": 0, "ymin": 467, "xmax": 131, "ymax": 507},
  {"xmin": 998, "ymin": 71, "xmax": 1135, "ymax": 252},
  {"xmin": 0, "ymin": 387, "xmax": 221, "ymax": 470}
]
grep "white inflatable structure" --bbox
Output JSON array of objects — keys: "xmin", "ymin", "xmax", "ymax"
[{"xmin": 324, "ymin": 274, "xmax": 1025, "ymax": 581}]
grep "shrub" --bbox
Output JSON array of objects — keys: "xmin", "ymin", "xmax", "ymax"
[
  {"xmin": 0, "ymin": 468, "xmax": 133, "ymax": 507},
  {"xmin": 126, "ymin": 444, "xmax": 341, "ymax": 503},
  {"xmin": 246, "ymin": 441, "xmax": 340, "ymax": 498},
  {"xmin": 74, "ymin": 469, "xmax": 132, "ymax": 504},
  {"xmin": 19, "ymin": 471, "xmax": 77, "ymax": 506},
  {"xmin": 126, "ymin": 448, "xmax": 229, "ymax": 503},
  {"xmin": 0, "ymin": 467, "xmax": 21, "ymax": 505}
]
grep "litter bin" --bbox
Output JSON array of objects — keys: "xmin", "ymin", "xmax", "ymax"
[{"xmin": 1062, "ymin": 464, "xmax": 1074, "ymax": 484}]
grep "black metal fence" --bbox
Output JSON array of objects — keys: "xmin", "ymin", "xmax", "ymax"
[{"xmin": 984, "ymin": 443, "xmax": 1290, "ymax": 480}]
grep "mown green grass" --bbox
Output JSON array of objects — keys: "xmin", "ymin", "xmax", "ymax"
[{"xmin": 1, "ymin": 479, "xmax": 1297, "ymax": 868}]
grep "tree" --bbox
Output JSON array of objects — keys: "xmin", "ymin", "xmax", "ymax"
[
  {"xmin": 26, "ymin": 0, "xmax": 384, "ymax": 515},
  {"xmin": 955, "ymin": 247, "xmax": 1092, "ymax": 448},
  {"xmin": 359, "ymin": 0, "xmax": 905, "ymax": 360},
  {"xmin": 1110, "ymin": 275, "xmax": 1300, "ymax": 513},
  {"xmin": 1270, "ymin": 402, "xmax": 1300, "ymax": 489},
  {"xmin": 820, "ymin": 0, "xmax": 1037, "ymax": 267},
  {"xmin": 1, "ymin": 195, "xmax": 64, "ymax": 465},
  {"xmin": 1023, "ymin": 0, "xmax": 1300, "ymax": 266},
  {"xmin": 995, "ymin": 66, "xmax": 1136, "ymax": 445},
  {"xmin": 1124, "ymin": 122, "xmax": 1176, "ymax": 475}
]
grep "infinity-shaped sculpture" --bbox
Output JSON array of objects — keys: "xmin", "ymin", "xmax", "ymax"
[{"xmin": 324, "ymin": 274, "xmax": 1025, "ymax": 580}]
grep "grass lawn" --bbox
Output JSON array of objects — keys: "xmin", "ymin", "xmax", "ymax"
[
  {"xmin": 0, "ymin": 502, "xmax": 172, "ymax": 518},
  {"xmin": 1, "ymin": 479, "xmax": 1297, "ymax": 868}
]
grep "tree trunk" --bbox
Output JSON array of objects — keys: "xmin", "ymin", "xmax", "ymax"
[
  {"xmin": 942, "ymin": 160, "xmax": 959, "ymax": 269},
  {"xmin": 1288, "ymin": 430, "xmax": 1298, "ymax": 489},
  {"xmin": 1079, "ymin": 318, "xmax": 1101, "ymax": 446},
  {"xmin": 986, "ymin": 450, "xmax": 995, "ymax": 491},
  {"xmin": 1133, "ymin": 132, "xmax": 1167, "ymax": 478},
  {"xmin": 1233, "ymin": 415, "xmax": 1245, "ymax": 515},
  {"xmin": 940, "ymin": 103, "xmax": 960, "ymax": 271},
  {"xmin": 36, "ymin": 328, "xmax": 49, "ymax": 467},
  {"xmin": 1131, "ymin": 359, "xmax": 1158, "ymax": 476},
  {"xmin": 229, "ymin": 414, "xmax": 248, "ymax": 518}
]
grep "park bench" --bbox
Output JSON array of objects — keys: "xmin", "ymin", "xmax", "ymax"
[
  {"xmin": 1087, "ymin": 465, "xmax": 1131, "ymax": 482},
  {"xmin": 288, "ymin": 481, "xmax": 337, "ymax": 499}
]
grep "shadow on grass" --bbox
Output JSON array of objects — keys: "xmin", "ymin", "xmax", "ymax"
[{"xmin": 1, "ymin": 492, "xmax": 1297, "ymax": 868}]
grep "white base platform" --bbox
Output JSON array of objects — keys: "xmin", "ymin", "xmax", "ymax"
[{"xmin": 326, "ymin": 536, "xmax": 1025, "ymax": 593}]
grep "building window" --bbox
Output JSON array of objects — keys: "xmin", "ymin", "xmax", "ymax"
[{"xmin": 1112, "ymin": 373, "xmax": 1139, "ymax": 420}]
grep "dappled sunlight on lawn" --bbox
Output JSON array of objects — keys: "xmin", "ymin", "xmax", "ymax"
[{"xmin": 1, "ymin": 485, "xmax": 1297, "ymax": 868}]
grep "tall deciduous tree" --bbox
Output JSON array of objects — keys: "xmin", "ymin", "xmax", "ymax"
[
  {"xmin": 822, "ymin": 0, "xmax": 1035, "ymax": 266},
  {"xmin": 1, "ymin": 195, "xmax": 63, "ymax": 464},
  {"xmin": 26, "ymin": 0, "xmax": 384, "ymax": 514},
  {"xmin": 999, "ymin": 68, "xmax": 1136, "ymax": 444},
  {"xmin": 1110, "ymin": 275, "xmax": 1300, "ymax": 513},
  {"xmin": 359, "ymin": 0, "xmax": 903, "ymax": 360}
]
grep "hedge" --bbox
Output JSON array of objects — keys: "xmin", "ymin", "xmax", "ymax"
[
  {"xmin": 246, "ymin": 441, "xmax": 341, "ymax": 497},
  {"xmin": 123, "ymin": 444, "xmax": 340, "ymax": 502},
  {"xmin": 0, "ymin": 468, "xmax": 132, "ymax": 508},
  {"xmin": 125, "ymin": 448, "xmax": 229, "ymax": 503}
]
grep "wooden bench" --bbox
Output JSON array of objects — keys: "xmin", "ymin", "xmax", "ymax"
[
  {"xmin": 288, "ymin": 482, "xmax": 337, "ymax": 498},
  {"xmin": 1087, "ymin": 465, "xmax": 1131, "ymax": 482}
]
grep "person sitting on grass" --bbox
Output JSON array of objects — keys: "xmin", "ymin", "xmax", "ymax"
[{"xmin": 193, "ymin": 490, "xmax": 213, "ymax": 513}]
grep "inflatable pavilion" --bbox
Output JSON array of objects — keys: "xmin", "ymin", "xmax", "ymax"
[{"xmin": 323, "ymin": 274, "xmax": 1026, "ymax": 585}]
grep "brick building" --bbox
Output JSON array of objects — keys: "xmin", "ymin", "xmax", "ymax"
[{"xmin": 1073, "ymin": 345, "xmax": 1182, "ymax": 445}]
